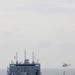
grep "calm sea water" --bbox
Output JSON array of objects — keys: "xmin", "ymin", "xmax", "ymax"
[{"xmin": 1, "ymin": 68, "xmax": 75, "ymax": 75}]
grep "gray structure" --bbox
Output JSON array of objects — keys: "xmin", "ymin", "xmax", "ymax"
[{"xmin": 7, "ymin": 51, "xmax": 41, "ymax": 75}]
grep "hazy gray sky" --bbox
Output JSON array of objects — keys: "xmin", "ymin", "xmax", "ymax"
[{"xmin": 0, "ymin": 0, "xmax": 75, "ymax": 69}]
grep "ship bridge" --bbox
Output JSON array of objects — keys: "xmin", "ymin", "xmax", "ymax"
[{"xmin": 7, "ymin": 51, "xmax": 41, "ymax": 75}]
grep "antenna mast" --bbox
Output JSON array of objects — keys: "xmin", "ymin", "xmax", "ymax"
[
  {"xmin": 24, "ymin": 49, "xmax": 26, "ymax": 63},
  {"xmin": 16, "ymin": 52, "xmax": 18, "ymax": 64},
  {"xmin": 32, "ymin": 52, "xmax": 34, "ymax": 64}
]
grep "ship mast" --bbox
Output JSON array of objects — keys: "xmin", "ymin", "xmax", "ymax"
[
  {"xmin": 24, "ymin": 49, "xmax": 26, "ymax": 63},
  {"xmin": 16, "ymin": 52, "xmax": 18, "ymax": 64},
  {"xmin": 32, "ymin": 52, "xmax": 34, "ymax": 64}
]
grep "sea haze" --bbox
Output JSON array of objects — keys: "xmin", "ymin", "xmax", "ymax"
[{"xmin": 1, "ymin": 68, "xmax": 75, "ymax": 75}]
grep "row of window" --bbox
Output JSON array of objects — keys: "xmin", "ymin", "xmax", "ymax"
[
  {"xmin": 11, "ymin": 67, "xmax": 39, "ymax": 70},
  {"xmin": 11, "ymin": 69, "xmax": 39, "ymax": 73}
]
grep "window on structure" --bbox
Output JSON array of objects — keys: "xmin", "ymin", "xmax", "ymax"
[
  {"xmin": 24, "ymin": 68, "xmax": 26, "ymax": 69},
  {"xmin": 17, "ymin": 68, "xmax": 19, "ymax": 70},
  {"xmin": 21, "ymin": 70, "xmax": 22, "ymax": 72},
  {"xmin": 27, "ymin": 68, "xmax": 29, "ymax": 69}
]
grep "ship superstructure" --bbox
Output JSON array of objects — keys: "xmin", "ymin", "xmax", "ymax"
[{"xmin": 7, "ymin": 51, "xmax": 41, "ymax": 75}]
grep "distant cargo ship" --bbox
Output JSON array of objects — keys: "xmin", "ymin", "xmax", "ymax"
[{"xmin": 7, "ymin": 51, "xmax": 41, "ymax": 75}]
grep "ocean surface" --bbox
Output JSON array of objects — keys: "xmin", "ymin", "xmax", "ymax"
[{"xmin": 0, "ymin": 68, "xmax": 75, "ymax": 75}]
